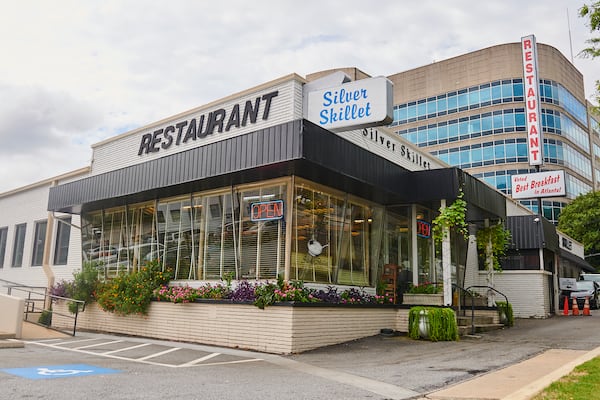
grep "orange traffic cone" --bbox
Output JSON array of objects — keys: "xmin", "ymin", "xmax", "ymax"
[
  {"xmin": 583, "ymin": 297, "xmax": 591, "ymax": 316},
  {"xmin": 572, "ymin": 298, "xmax": 580, "ymax": 316},
  {"xmin": 563, "ymin": 296, "xmax": 570, "ymax": 316}
]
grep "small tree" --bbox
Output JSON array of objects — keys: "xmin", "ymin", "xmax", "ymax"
[
  {"xmin": 558, "ymin": 191, "xmax": 600, "ymax": 268},
  {"xmin": 432, "ymin": 190, "xmax": 468, "ymax": 244},
  {"xmin": 476, "ymin": 222, "xmax": 512, "ymax": 272}
]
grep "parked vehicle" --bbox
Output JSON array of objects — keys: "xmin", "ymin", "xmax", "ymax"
[{"xmin": 569, "ymin": 280, "xmax": 600, "ymax": 310}]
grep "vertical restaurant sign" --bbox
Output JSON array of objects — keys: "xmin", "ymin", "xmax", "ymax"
[
  {"xmin": 521, "ymin": 35, "xmax": 543, "ymax": 166},
  {"xmin": 305, "ymin": 76, "xmax": 393, "ymax": 132}
]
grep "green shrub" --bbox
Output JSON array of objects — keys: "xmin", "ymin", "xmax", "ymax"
[
  {"xmin": 408, "ymin": 306, "xmax": 459, "ymax": 341},
  {"xmin": 38, "ymin": 309, "xmax": 53, "ymax": 326},
  {"xmin": 496, "ymin": 301, "xmax": 514, "ymax": 327},
  {"xmin": 68, "ymin": 262, "xmax": 101, "ymax": 313},
  {"xmin": 96, "ymin": 260, "xmax": 171, "ymax": 315}
]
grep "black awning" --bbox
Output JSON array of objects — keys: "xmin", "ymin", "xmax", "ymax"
[
  {"xmin": 560, "ymin": 249, "xmax": 595, "ymax": 272},
  {"xmin": 48, "ymin": 118, "xmax": 505, "ymax": 222}
]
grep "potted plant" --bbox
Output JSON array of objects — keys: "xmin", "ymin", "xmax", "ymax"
[{"xmin": 408, "ymin": 306, "xmax": 459, "ymax": 341}]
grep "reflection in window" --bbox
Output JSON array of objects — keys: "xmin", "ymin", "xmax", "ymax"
[
  {"xmin": 12, "ymin": 223, "xmax": 26, "ymax": 268},
  {"xmin": 0, "ymin": 227, "xmax": 8, "ymax": 268},
  {"xmin": 31, "ymin": 220, "xmax": 47, "ymax": 266},
  {"xmin": 53, "ymin": 218, "xmax": 71, "ymax": 265}
]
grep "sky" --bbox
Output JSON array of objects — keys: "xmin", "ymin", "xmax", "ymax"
[{"xmin": 0, "ymin": 1, "xmax": 597, "ymax": 193}]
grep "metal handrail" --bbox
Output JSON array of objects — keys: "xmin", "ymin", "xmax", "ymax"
[
  {"xmin": 465, "ymin": 285, "xmax": 509, "ymax": 306},
  {"xmin": 452, "ymin": 284, "xmax": 510, "ymax": 335},
  {"xmin": 452, "ymin": 284, "xmax": 476, "ymax": 335},
  {"xmin": 4, "ymin": 286, "xmax": 85, "ymax": 336}
]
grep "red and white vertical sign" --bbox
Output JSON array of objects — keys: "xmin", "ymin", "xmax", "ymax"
[{"xmin": 521, "ymin": 35, "xmax": 543, "ymax": 166}]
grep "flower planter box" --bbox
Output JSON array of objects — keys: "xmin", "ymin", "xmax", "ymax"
[
  {"xmin": 402, "ymin": 293, "xmax": 444, "ymax": 306},
  {"xmin": 51, "ymin": 301, "xmax": 410, "ymax": 354}
]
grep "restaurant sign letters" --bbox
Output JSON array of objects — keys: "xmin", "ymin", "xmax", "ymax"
[
  {"xmin": 138, "ymin": 91, "xmax": 279, "ymax": 156},
  {"xmin": 306, "ymin": 76, "xmax": 393, "ymax": 132},
  {"xmin": 521, "ymin": 35, "xmax": 543, "ymax": 166}
]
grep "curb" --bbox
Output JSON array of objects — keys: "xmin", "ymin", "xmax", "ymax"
[{"xmin": 505, "ymin": 345, "xmax": 600, "ymax": 400}]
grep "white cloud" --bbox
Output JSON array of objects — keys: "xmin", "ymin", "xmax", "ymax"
[{"xmin": 0, "ymin": 0, "xmax": 597, "ymax": 193}]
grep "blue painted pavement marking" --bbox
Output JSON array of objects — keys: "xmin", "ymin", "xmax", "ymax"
[{"xmin": 1, "ymin": 364, "xmax": 121, "ymax": 380}]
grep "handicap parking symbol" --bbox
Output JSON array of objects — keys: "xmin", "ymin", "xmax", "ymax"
[{"xmin": 1, "ymin": 364, "xmax": 121, "ymax": 380}]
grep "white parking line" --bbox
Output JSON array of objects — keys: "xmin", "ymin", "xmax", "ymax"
[
  {"xmin": 136, "ymin": 347, "xmax": 181, "ymax": 361},
  {"xmin": 75, "ymin": 340, "xmax": 124, "ymax": 350},
  {"xmin": 101, "ymin": 342, "xmax": 152, "ymax": 355},
  {"xmin": 179, "ymin": 352, "xmax": 221, "ymax": 367},
  {"xmin": 24, "ymin": 339, "xmax": 264, "ymax": 368}
]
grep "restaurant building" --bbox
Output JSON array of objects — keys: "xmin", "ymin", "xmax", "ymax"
[{"xmin": 0, "ymin": 41, "xmax": 594, "ymax": 328}]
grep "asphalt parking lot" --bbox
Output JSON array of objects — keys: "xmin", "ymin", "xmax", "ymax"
[{"xmin": 1, "ymin": 313, "xmax": 599, "ymax": 400}]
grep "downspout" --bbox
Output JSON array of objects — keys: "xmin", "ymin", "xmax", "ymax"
[
  {"xmin": 42, "ymin": 180, "xmax": 58, "ymax": 308},
  {"xmin": 440, "ymin": 199, "xmax": 452, "ymax": 306}
]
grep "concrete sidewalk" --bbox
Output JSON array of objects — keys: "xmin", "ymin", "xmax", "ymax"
[
  {"xmin": 424, "ymin": 346, "xmax": 600, "ymax": 400},
  {"xmin": 0, "ymin": 321, "xmax": 69, "ymax": 348}
]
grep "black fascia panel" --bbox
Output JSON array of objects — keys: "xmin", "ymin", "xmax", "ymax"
[{"xmin": 48, "ymin": 120, "xmax": 304, "ymax": 213}]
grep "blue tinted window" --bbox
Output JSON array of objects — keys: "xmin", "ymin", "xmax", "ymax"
[
  {"xmin": 495, "ymin": 144, "xmax": 505, "ymax": 159},
  {"xmin": 515, "ymin": 111, "xmax": 525, "ymax": 128},
  {"xmin": 503, "ymin": 113, "xmax": 515, "ymax": 129},
  {"xmin": 448, "ymin": 123, "xmax": 459, "ymax": 139},
  {"xmin": 438, "ymin": 125, "xmax": 448, "ymax": 141},
  {"xmin": 407, "ymin": 104, "xmax": 416, "ymax": 119},
  {"xmin": 482, "ymin": 115, "xmax": 492, "ymax": 132},
  {"xmin": 513, "ymin": 83, "xmax": 524, "ymax": 97},
  {"xmin": 469, "ymin": 90, "xmax": 479, "ymax": 105},
  {"xmin": 483, "ymin": 145, "xmax": 494, "ymax": 161},
  {"xmin": 427, "ymin": 100, "xmax": 437, "ymax": 115},
  {"xmin": 502, "ymin": 83, "xmax": 513, "ymax": 98},
  {"xmin": 469, "ymin": 119, "xmax": 481, "ymax": 134},
  {"xmin": 458, "ymin": 92, "xmax": 468, "ymax": 108},
  {"xmin": 493, "ymin": 114, "xmax": 503, "ymax": 129},
  {"xmin": 449, "ymin": 151, "xmax": 460, "ymax": 166},
  {"xmin": 459, "ymin": 121, "xmax": 469, "ymax": 137},
  {"xmin": 492, "ymin": 85, "xmax": 502, "ymax": 100},
  {"xmin": 517, "ymin": 142, "xmax": 528, "ymax": 157},
  {"xmin": 397, "ymin": 107, "xmax": 407, "ymax": 122},
  {"xmin": 437, "ymin": 97, "xmax": 447, "ymax": 113},
  {"xmin": 427, "ymin": 127, "xmax": 437, "ymax": 143},
  {"xmin": 471, "ymin": 147, "xmax": 482, "ymax": 163},
  {"xmin": 417, "ymin": 102, "xmax": 426, "ymax": 117},
  {"xmin": 506, "ymin": 142, "xmax": 517, "ymax": 158},
  {"xmin": 447, "ymin": 94, "xmax": 457, "ymax": 111},
  {"xmin": 460, "ymin": 149, "xmax": 471, "ymax": 165},
  {"xmin": 480, "ymin": 86, "xmax": 491, "ymax": 103}
]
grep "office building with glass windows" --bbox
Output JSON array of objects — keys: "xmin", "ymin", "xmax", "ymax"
[{"xmin": 388, "ymin": 42, "xmax": 600, "ymax": 223}]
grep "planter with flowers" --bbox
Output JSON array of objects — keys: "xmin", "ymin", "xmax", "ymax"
[{"xmin": 402, "ymin": 282, "xmax": 444, "ymax": 306}]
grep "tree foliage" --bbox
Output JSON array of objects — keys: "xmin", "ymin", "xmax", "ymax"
[
  {"xmin": 580, "ymin": 2, "xmax": 600, "ymax": 111},
  {"xmin": 558, "ymin": 191, "xmax": 600, "ymax": 258}
]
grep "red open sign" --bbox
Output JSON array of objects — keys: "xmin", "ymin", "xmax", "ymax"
[
  {"xmin": 250, "ymin": 200, "xmax": 284, "ymax": 221},
  {"xmin": 417, "ymin": 220, "xmax": 431, "ymax": 238}
]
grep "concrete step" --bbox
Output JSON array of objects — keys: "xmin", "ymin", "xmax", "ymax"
[
  {"xmin": 459, "ymin": 323, "xmax": 506, "ymax": 335},
  {"xmin": 0, "ymin": 339, "xmax": 25, "ymax": 349},
  {"xmin": 0, "ymin": 332, "xmax": 24, "ymax": 349},
  {"xmin": 0, "ymin": 331, "xmax": 16, "ymax": 340},
  {"xmin": 457, "ymin": 315, "xmax": 495, "ymax": 326}
]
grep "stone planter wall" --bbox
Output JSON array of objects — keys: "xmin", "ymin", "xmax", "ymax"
[{"xmin": 52, "ymin": 301, "xmax": 410, "ymax": 354}]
